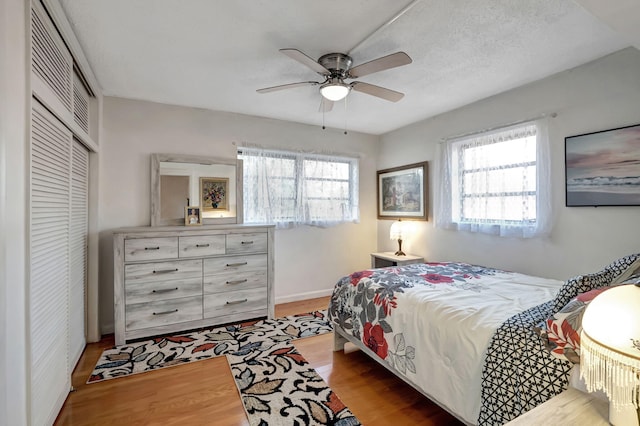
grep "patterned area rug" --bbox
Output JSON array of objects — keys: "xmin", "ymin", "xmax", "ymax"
[
  {"xmin": 88, "ymin": 311, "xmax": 361, "ymax": 425},
  {"xmin": 228, "ymin": 342, "xmax": 360, "ymax": 425}
]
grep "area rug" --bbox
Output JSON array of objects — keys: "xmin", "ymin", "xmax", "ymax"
[
  {"xmin": 88, "ymin": 310, "xmax": 360, "ymax": 424},
  {"xmin": 228, "ymin": 342, "xmax": 360, "ymax": 425},
  {"xmin": 88, "ymin": 310, "xmax": 332, "ymax": 383}
]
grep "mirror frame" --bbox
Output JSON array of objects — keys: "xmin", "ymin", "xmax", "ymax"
[{"xmin": 151, "ymin": 153, "xmax": 243, "ymax": 226}]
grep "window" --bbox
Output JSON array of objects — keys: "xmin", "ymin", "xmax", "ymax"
[
  {"xmin": 436, "ymin": 120, "xmax": 551, "ymax": 238},
  {"xmin": 238, "ymin": 146, "xmax": 359, "ymax": 227}
]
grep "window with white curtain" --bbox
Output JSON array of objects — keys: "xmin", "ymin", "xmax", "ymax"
[
  {"xmin": 435, "ymin": 120, "xmax": 552, "ymax": 238},
  {"xmin": 238, "ymin": 146, "xmax": 359, "ymax": 227}
]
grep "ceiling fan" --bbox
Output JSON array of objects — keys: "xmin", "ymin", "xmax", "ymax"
[{"xmin": 257, "ymin": 48, "xmax": 412, "ymax": 111}]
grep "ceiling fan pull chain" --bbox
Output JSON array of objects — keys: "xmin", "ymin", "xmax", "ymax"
[
  {"xmin": 344, "ymin": 96, "xmax": 348, "ymax": 135},
  {"xmin": 322, "ymin": 98, "xmax": 326, "ymax": 129}
]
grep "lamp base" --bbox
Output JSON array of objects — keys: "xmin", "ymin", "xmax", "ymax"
[
  {"xmin": 394, "ymin": 238, "xmax": 406, "ymax": 256},
  {"xmin": 394, "ymin": 250, "xmax": 406, "ymax": 256},
  {"xmin": 609, "ymin": 402, "xmax": 640, "ymax": 426}
]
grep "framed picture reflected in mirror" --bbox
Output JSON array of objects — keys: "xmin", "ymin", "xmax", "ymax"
[{"xmin": 200, "ymin": 177, "xmax": 229, "ymax": 211}]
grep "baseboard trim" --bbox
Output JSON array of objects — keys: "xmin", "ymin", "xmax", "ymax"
[{"xmin": 275, "ymin": 288, "xmax": 334, "ymax": 305}]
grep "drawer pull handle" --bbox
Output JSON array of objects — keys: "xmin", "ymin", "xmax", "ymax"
[
  {"xmin": 241, "ymin": 241, "xmax": 254, "ymax": 245},
  {"xmin": 152, "ymin": 287, "xmax": 179, "ymax": 294},
  {"xmin": 226, "ymin": 262, "xmax": 248, "ymax": 267},
  {"xmin": 153, "ymin": 268, "xmax": 178, "ymax": 274},
  {"xmin": 196, "ymin": 243, "xmax": 210, "ymax": 248},
  {"xmin": 153, "ymin": 309, "xmax": 178, "ymax": 315},
  {"xmin": 226, "ymin": 279, "xmax": 248, "ymax": 285},
  {"xmin": 145, "ymin": 246, "xmax": 160, "ymax": 251},
  {"xmin": 226, "ymin": 299, "xmax": 248, "ymax": 305}
]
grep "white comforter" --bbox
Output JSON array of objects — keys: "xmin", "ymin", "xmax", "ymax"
[{"xmin": 328, "ymin": 262, "xmax": 562, "ymax": 425}]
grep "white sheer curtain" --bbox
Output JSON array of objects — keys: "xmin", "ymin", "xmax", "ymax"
[
  {"xmin": 238, "ymin": 145, "xmax": 359, "ymax": 228},
  {"xmin": 435, "ymin": 119, "xmax": 551, "ymax": 238}
]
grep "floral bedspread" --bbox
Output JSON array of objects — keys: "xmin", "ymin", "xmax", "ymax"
[{"xmin": 328, "ymin": 262, "xmax": 562, "ymax": 425}]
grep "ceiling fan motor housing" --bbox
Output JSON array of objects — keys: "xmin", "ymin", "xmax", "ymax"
[{"xmin": 318, "ymin": 53, "xmax": 353, "ymax": 78}]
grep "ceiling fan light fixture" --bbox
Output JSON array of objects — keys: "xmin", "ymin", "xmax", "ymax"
[{"xmin": 320, "ymin": 82, "xmax": 350, "ymax": 101}]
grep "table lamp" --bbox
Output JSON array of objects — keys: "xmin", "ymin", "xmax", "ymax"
[
  {"xmin": 580, "ymin": 284, "xmax": 640, "ymax": 426},
  {"xmin": 389, "ymin": 219, "xmax": 411, "ymax": 256}
]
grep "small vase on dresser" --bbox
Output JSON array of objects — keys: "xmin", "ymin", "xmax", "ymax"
[{"xmin": 113, "ymin": 224, "xmax": 274, "ymax": 346}]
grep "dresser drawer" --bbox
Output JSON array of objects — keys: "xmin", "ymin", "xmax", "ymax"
[
  {"xmin": 126, "ymin": 295, "xmax": 203, "ymax": 331},
  {"xmin": 125, "ymin": 259, "xmax": 202, "ymax": 285},
  {"xmin": 226, "ymin": 233, "xmax": 268, "ymax": 254},
  {"xmin": 203, "ymin": 287, "xmax": 267, "ymax": 318},
  {"xmin": 124, "ymin": 237, "xmax": 178, "ymax": 261},
  {"xmin": 179, "ymin": 235, "xmax": 225, "ymax": 258},
  {"xmin": 204, "ymin": 270, "xmax": 267, "ymax": 294},
  {"xmin": 204, "ymin": 254, "xmax": 267, "ymax": 275},
  {"xmin": 126, "ymin": 277, "xmax": 202, "ymax": 304}
]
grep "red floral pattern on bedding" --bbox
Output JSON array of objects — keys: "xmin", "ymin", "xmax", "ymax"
[
  {"xmin": 420, "ymin": 273, "xmax": 454, "ymax": 284},
  {"xmin": 329, "ymin": 262, "xmax": 500, "ymax": 364},
  {"xmin": 363, "ymin": 322, "xmax": 388, "ymax": 359},
  {"xmin": 349, "ymin": 270, "xmax": 373, "ymax": 286},
  {"xmin": 541, "ymin": 286, "xmax": 611, "ymax": 363}
]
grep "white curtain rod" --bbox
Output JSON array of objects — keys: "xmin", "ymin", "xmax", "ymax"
[{"xmin": 440, "ymin": 112, "xmax": 557, "ymax": 143}]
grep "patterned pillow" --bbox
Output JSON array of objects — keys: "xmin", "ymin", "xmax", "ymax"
[
  {"xmin": 539, "ymin": 287, "xmax": 612, "ymax": 363},
  {"xmin": 612, "ymin": 257, "xmax": 640, "ymax": 284},
  {"xmin": 550, "ymin": 253, "xmax": 640, "ymax": 314}
]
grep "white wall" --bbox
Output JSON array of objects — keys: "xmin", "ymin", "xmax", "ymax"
[
  {"xmin": 378, "ymin": 47, "xmax": 640, "ymax": 280},
  {"xmin": 99, "ymin": 97, "xmax": 379, "ymax": 333},
  {"xmin": 1, "ymin": 0, "xmax": 28, "ymax": 424}
]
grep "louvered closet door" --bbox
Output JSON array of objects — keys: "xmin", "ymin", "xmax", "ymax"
[
  {"xmin": 31, "ymin": 100, "xmax": 72, "ymax": 426},
  {"xmin": 69, "ymin": 139, "xmax": 88, "ymax": 367},
  {"xmin": 31, "ymin": 1, "xmax": 72, "ymax": 113}
]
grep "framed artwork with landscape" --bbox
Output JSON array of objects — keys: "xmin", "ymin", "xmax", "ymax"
[
  {"xmin": 565, "ymin": 123, "xmax": 640, "ymax": 206},
  {"xmin": 200, "ymin": 177, "xmax": 229, "ymax": 211},
  {"xmin": 377, "ymin": 161, "xmax": 428, "ymax": 220}
]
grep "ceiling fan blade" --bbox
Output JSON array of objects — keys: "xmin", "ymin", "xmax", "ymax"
[
  {"xmin": 319, "ymin": 98, "xmax": 334, "ymax": 113},
  {"xmin": 349, "ymin": 52, "xmax": 412, "ymax": 78},
  {"xmin": 256, "ymin": 81, "xmax": 319, "ymax": 94},
  {"xmin": 280, "ymin": 48, "xmax": 330, "ymax": 75},
  {"xmin": 351, "ymin": 82, "xmax": 404, "ymax": 102}
]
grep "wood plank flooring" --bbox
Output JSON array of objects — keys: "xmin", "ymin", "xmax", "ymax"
[{"xmin": 55, "ymin": 297, "xmax": 464, "ymax": 425}]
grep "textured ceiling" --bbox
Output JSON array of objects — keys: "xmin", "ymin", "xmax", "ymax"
[{"xmin": 59, "ymin": 0, "xmax": 635, "ymax": 135}]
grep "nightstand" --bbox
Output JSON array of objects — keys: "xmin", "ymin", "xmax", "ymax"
[
  {"xmin": 370, "ymin": 252, "xmax": 424, "ymax": 268},
  {"xmin": 505, "ymin": 387, "xmax": 608, "ymax": 425}
]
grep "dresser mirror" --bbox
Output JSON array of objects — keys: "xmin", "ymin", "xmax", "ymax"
[{"xmin": 151, "ymin": 153, "xmax": 243, "ymax": 226}]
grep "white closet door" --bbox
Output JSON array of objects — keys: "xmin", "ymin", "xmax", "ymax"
[
  {"xmin": 30, "ymin": 100, "xmax": 72, "ymax": 426},
  {"xmin": 69, "ymin": 139, "xmax": 88, "ymax": 368}
]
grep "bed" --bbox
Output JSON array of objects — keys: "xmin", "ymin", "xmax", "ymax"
[{"xmin": 328, "ymin": 254, "xmax": 640, "ymax": 425}]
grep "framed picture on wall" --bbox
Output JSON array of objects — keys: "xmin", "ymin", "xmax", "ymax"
[
  {"xmin": 184, "ymin": 206, "xmax": 202, "ymax": 226},
  {"xmin": 200, "ymin": 177, "xmax": 229, "ymax": 211},
  {"xmin": 565, "ymin": 123, "xmax": 640, "ymax": 206},
  {"xmin": 377, "ymin": 161, "xmax": 428, "ymax": 220}
]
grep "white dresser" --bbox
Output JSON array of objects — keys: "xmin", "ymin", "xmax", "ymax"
[{"xmin": 113, "ymin": 225, "xmax": 274, "ymax": 345}]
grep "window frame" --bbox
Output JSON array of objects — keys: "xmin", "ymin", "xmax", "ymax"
[
  {"xmin": 436, "ymin": 120, "xmax": 551, "ymax": 238},
  {"xmin": 238, "ymin": 147, "xmax": 359, "ymax": 227}
]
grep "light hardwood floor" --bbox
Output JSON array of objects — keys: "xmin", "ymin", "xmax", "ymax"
[{"xmin": 55, "ymin": 297, "xmax": 464, "ymax": 425}]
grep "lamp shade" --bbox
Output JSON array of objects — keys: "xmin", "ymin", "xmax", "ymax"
[
  {"xmin": 389, "ymin": 220, "xmax": 406, "ymax": 240},
  {"xmin": 580, "ymin": 284, "xmax": 640, "ymax": 422},
  {"xmin": 320, "ymin": 82, "xmax": 350, "ymax": 101}
]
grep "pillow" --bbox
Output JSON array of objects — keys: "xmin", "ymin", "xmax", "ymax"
[
  {"xmin": 611, "ymin": 257, "xmax": 640, "ymax": 284},
  {"xmin": 539, "ymin": 286, "xmax": 612, "ymax": 363},
  {"xmin": 550, "ymin": 253, "xmax": 640, "ymax": 314}
]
